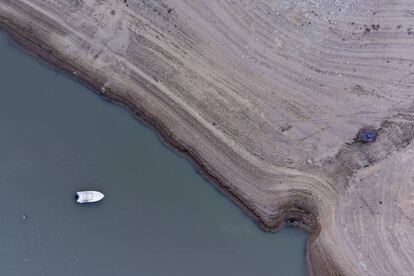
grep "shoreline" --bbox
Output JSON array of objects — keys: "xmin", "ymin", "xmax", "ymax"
[
  {"xmin": 0, "ymin": 24, "xmax": 278, "ymax": 232},
  {"xmin": 7, "ymin": 2, "xmax": 414, "ymax": 275},
  {"xmin": 0, "ymin": 12, "xmax": 320, "ymax": 275}
]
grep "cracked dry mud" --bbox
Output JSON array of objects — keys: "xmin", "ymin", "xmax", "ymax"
[{"xmin": 1, "ymin": 0, "xmax": 414, "ymax": 275}]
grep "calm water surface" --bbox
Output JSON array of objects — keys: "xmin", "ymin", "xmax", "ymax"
[{"xmin": 0, "ymin": 32, "xmax": 307, "ymax": 276}]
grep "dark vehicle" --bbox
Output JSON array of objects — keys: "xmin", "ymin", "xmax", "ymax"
[{"xmin": 357, "ymin": 128, "xmax": 378, "ymax": 143}]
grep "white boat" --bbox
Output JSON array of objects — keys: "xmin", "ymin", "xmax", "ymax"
[{"xmin": 75, "ymin": 191, "xmax": 104, "ymax": 203}]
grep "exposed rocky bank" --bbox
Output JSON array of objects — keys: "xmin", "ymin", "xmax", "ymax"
[{"xmin": 1, "ymin": 0, "xmax": 414, "ymax": 275}]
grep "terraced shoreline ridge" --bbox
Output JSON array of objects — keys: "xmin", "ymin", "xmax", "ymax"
[{"xmin": 1, "ymin": 0, "xmax": 414, "ymax": 275}]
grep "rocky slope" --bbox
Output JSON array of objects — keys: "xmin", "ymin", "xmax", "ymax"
[{"xmin": 1, "ymin": 0, "xmax": 414, "ymax": 275}]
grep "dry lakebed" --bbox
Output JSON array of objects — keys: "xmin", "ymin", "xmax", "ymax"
[{"xmin": 1, "ymin": 0, "xmax": 414, "ymax": 275}]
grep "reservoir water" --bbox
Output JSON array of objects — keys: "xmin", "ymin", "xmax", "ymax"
[{"xmin": 0, "ymin": 32, "xmax": 308, "ymax": 276}]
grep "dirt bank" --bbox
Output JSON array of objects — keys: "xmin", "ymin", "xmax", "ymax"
[{"xmin": 2, "ymin": 1, "xmax": 414, "ymax": 275}]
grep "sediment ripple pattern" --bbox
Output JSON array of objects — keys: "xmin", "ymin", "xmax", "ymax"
[
  {"xmin": 1, "ymin": 0, "xmax": 414, "ymax": 275},
  {"xmin": 338, "ymin": 143, "xmax": 414, "ymax": 275}
]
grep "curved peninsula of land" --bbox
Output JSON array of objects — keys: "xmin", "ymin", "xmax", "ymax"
[{"xmin": 2, "ymin": 1, "xmax": 414, "ymax": 275}]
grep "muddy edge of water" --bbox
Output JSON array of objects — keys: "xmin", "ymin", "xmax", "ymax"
[
  {"xmin": 0, "ymin": 22, "xmax": 310, "ymax": 232},
  {"xmin": 0, "ymin": 22, "xmax": 312, "ymax": 274}
]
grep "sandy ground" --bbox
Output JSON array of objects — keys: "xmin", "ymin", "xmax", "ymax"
[{"xmin": 1, "ymin": 0, "xmax": 414, "ymax": 275}]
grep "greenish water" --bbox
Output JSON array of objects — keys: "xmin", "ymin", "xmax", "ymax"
[{"xmin": 0, "ymin": 31, "xmax": 307, "ymax": 276}]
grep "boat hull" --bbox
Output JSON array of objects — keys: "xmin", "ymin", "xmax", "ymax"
[{"xmin": 75, "ymin": 191, "xmax": 104, "ymax": 203}]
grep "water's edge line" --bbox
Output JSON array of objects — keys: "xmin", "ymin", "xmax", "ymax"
[{"xmin": 0, "ymin": 22, "xmax": 320, "ymax": 275}]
